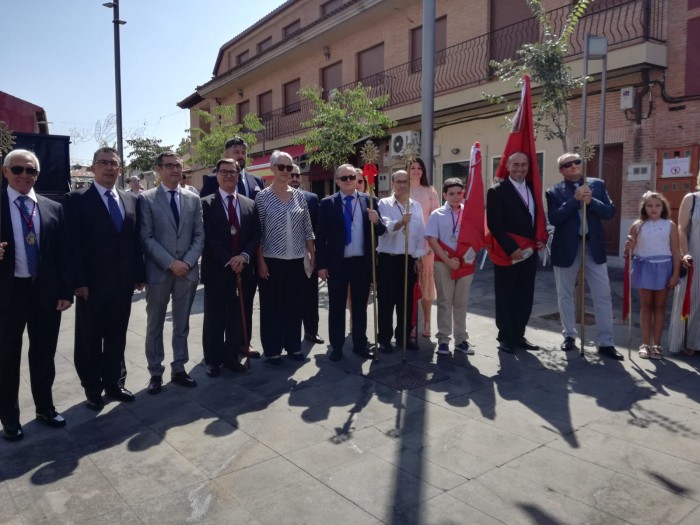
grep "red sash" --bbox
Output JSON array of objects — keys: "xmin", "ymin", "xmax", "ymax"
[
  {"xmin": 485, "ymin": 232, "xmax": 536, "ymax": 267},
  {"xmin": 437, "ymin": 240, "xmax": 476, "ymax": 279}
]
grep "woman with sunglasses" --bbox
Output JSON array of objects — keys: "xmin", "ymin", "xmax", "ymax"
[
  {"xmin": 409, "ymin": 158, "xmax": 440, "ymax": 338},
  {"xmin": 255, "ymin": 150, "xmax": 315, "ymax": 364}
]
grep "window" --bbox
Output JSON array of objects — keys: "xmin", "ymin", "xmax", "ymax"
[
  {"xmin": 490, "ymin": 0, "xmax": 538, "ymax": 64},
  {"xmin": 686, "ymin": 17, "xmax": 700, "ymax": 94},
  {"xmin": 357, "ymin": 43, "xmax": 384, "ymax": 81},
  {"xmin": 283, "ymin": 19, "xmax": 301, "ymax": 38},
  {"xmin": 237, "ymin": 100, "xmax": 250, "ymax": 125},
  {"xmin": 284, "ymin": 78, "xmax": 301, "ymax": 113},
  {"xmin": 236, "ymin": 50, "xmax": 250, "ymax": 66},
  {"xmin": 257, "ymin": 36, "xmax": 272, "ymax": 54},
  {"xmin": 441, "ymin": 160, "xmax": 470, "ymax": 200},
  {"xmin": 410, "ymin": 16, "xmax": 447, "ymax": 72},
  {"xmin": 321, "ymin": 0, "xmax": 344, "ymax": 16},
  {"xmin": 321, "ymin": 61, "xmax": 342, "ymax": 97},
  {"xmin": 258, "ymin": 90, "xmax": 273, "ymax": 117}
]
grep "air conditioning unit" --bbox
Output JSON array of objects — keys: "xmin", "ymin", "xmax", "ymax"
[{"xmin": 391, "ymin": 131, "xmax": 421, "ymax": 157}]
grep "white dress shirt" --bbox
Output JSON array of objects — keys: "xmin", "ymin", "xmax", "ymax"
[
  {"xmin": 93, "ymin": 180, "xmax": 125, "ymax": 219},
  {"xmin": 509, "ymin": 177, "xmax": 534, "ymax": 224},
  {"xmin": 377, "ymin": 194, "xmax": 426, "ymax": 258},
  {"xmin": 341, "ymin": 190, "xmax": 365, "ymax": 258},
  {"xmin": 6, "ymin": 185, "xmax": 41, "ymax": 278}
]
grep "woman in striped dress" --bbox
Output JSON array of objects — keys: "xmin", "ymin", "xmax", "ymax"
[{"xmin": 256, "ymin": 150, "xmax": 315, "ymax": 364}]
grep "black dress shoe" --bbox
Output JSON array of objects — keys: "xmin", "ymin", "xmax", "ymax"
[
  {"xmin": 518, "ymin": 338, "xmax": 539, "ymax": 351},
  {"xmin": 498, "ymin": 343, "xmax": 516, "ymax": 354},
  {"xmin": 288, "ymin": 352, "xmax": 307, "ymax": 361},
  {"xmin": 171, "ymin": 371, "xmax": 197, "ymax": 388},
  {"xmin": 353, "ymin": 345, "xmax": 375, "ymax": 359},
  {"xmin": 561, "ymin": 337, "xmax": 576, "ymax": 352},
  {"xmin": 305, "ymin": 333, "xmax": 325, "ymax": 344},
  {"xmin": 206, "ymin": 365, "xmax": 221, "ymax": 377},
  {"xmin": 86, "ymin": 395, "xmax": 105, "ymax": 411},
  {"xmin": 329, "ymin": 347, "xmax": 343, "ymax": 361},
  {"xmin": 598, "ymin": 346, "xmax": 624, "ymax": 361},
  {"xmin": 148, "ymin": 375, "xmax": 163, "ymax": 395},
  {"xmin": 36, "ymin": 409, "xmax": 66, "ymax": 428},
  {"xmin": 105, "ymin": 387, "xmax": 136, "ymax": 402},
  {"xmin": 2, "ymin": 423, "xmax": 23, "ymax": 442},
  {"xmin": 378, "ymin": 343, "xmax": 394, "ymax": 354},
  {"xmin": 247, "ymin": 350, "xmax": 261, "ymax": 359},
  {"xmin": 227, "ymin": 362, "xmax": 248, "ymax": 373}
]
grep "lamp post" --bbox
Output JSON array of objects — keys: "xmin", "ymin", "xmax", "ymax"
[{"xmin": 103, "ymin": 1, "xmax": 126, "ymax": 188}]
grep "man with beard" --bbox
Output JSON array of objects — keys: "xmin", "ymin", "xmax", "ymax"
[{"xmin": 200, "ymin": 137, "xmax": 264, "ymax": 199}]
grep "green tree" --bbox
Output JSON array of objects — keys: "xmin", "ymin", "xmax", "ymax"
[
  {"xmin": 185, "ymin": 105, "xmax": 264, "ymax": 168},
  {"xmin": 292, "ymin": 84, "xmax": 396, "ymax": 170},
  {"xmin": 126, "ymin": 137, "xmax": 173, "ymax": 172},
  {"xmin": 484, "ymin": 0, "xmax": 594, "ymax": 151},
  {"xmin": 0, "ymin": 121, "xmax": 16, "ymax": 156}
]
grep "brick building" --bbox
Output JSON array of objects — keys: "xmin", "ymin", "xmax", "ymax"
[{"xmin": 178, "ymin": 0, "xmax": 700, "ymax": 258}]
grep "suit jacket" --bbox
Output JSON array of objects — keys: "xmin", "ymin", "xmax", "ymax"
[
  {"xmin": 200, "ymin": 192, "xmax": 260, "ymax": 285},
  {"xmin": 546, "ymin": 177, "xmax": 615, "ymax": 267},
  {"xmin": 200, "ymin": 169, "xmax": 264, "ymax": 200},
  {"xmin": 64, "ymin": 184, "xmax": 145, "ymax": 298},
  {"xmin": 300, "ymin": 189, "xmax": 319, "ymax": 233},
  {"xmin": 138, "ymin": 185, "xmax": 204, "ymax": 284},
  {"xmin": 0, "ymin": 191, "xmax": 72, "ymax": 311},
  {"xmin": 316, "ymin": 191, "xmax": 386, "ymax": 274},
  {"xmin": 486, "ymin": 178, "xmax": 538, "ymax": 257}
]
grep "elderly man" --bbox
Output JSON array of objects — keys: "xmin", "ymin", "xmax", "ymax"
[
  {"xmin": 139, "ymin": 151, "xmax": 205, "ymax": 394},
  {"xmin": 546, "ymin": 152, "xmax": 621, "ymax": 359},
  {"xmin": 201, "ymin": 159, "xmax": 260, "ymax": 376},
  {"xmin": 486, "ymin": 152, "xmax": 544, "ymax": 354},
  {"xmin": 0, "ymin": 149, "xmax": 72, "ymax": 441},
  {"xmin": 317, "ymin": 164, "xmax": 385, "ymax": 361},
  {"xmin": 64, "ymin": 147, "xmax": 146, "ymax": 410},
  {"xmin": 126, "ymin": 175, "xmax": 142, "ymax": 194},
  {"xmin": 200, "ymin": 137, "xmax": 264, "ymax": 199}
]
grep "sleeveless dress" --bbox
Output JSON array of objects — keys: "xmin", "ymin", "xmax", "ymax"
[
  {"xmin": 631, "ymin": 219, "xmax": 672, "ymax": 291},
  {"xmin": 410, "ymin": 184, "xmax": 439, "ymax": 303}
]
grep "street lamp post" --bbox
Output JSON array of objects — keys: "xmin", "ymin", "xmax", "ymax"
[{"xmin": 103, "ymin": 1, "xmax": 126, "ymax": 188}]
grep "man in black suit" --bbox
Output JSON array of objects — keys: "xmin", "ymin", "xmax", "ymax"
[
  {"xmin": 201, "ymin": 159, "xmax": 261, "ymax": 376},
  {"xmin": 0, "ymin": 149, "xmax": 72, "ymax": 441},
  {"xmin": 64, "ymin": 147, "xmax": 146, "ymax": 411},
  {"xmin": 289, "ymin": 163, "xmax": 323, "ymax": 345},
  {"xmin": 200, "ymin": 137, "xmax": 264, "ymax": 199},
  {"xmin": 486, "ymin": 152, "xmax": 544, "ymax": 354},
  {"xmin": 316, "ymin": 163, "xmax": 386, "ymax": 361}
]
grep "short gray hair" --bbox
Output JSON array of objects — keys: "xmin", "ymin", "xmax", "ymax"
[
  {"xmin": 335, "ymin": 163, "xmax": 355, "ymax": 178},
  {"xmin": 3, "ymin": 149, "xmax": 41, "ymax": 171},
  {"xmin": 270, "ymin": 149, "xmax": 292, "ymax": 167}
]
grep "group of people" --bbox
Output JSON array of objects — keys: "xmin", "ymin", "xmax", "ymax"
[{"xmin": 2, "ymin": 138, "xmax": 699, "ymax": 443}]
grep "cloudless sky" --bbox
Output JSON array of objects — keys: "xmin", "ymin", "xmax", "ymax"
[{"xmin": 2, "ymin": 0, "xmax": 286, "ymax": 165}]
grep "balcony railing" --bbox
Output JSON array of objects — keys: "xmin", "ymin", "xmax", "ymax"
[{"xmin": 256, "ymin": 0, "xmax": 664, "ymax": 143}]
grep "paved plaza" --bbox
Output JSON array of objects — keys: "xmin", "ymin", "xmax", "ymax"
[{"xmin": 2, "ymin": 261, "xmax": 700, "ymax": 524}]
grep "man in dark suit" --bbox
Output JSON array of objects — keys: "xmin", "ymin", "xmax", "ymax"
[
  {"xmin": 0, "ymin": 149, "xmax": 72, "ymax": 441},
  {"xmin": 289, "ymin": 163, "xmax": 323, "ymax": 344},
  {"xmin": 546, "ymin": 152, "xmax": 621, "ymax": 360},
  {"xmin": 64, "ymin": 147, "xmax": 146, "ymax": 411},
  {"xmin": 201, "ymin": 159, "xmax": 260, "ymax": 376},
  {"xmin": 316, "ymin": 163, "xmax": 386, "ymax": 361},
  {"xmin": 486, "ymin": 152, "xmax": 544, "ymax": 354},
  {"xmin": 200, "ymin": 137, "xmax": 264, "ymax": 199}
]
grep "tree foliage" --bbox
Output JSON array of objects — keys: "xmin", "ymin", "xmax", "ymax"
[
  {"xmin": 484, "ymin": 0, "xmax": 594, "ymax": 151},
  {"xmin": 184, "ymin": 105, "xmax": 263, "ymax": 168},
  {"xmin": 125, "ymin": 137, "xmax": 172, "ymax": 172},
  {"xmin": 292, "ymin": 84, "xmax": 396, "ymax": 170}
]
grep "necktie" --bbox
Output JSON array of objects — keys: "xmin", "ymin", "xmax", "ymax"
[
  {"xmin": 17, "ymin": 196, "xmax": 39, "ymax": 278},
  {"xmin": 343, "ymin": 195, "xmax": 354, "ymax": 246},
  {"xmin": 105, "ymin": 190, "xmax": 123, "ymax": 233},
  {"xmin": 169, "ymin": 190, "xmax": 180, "ymax": 228},
  {"xmin": 227, "ymin": 195, "xmax": 240, "ymax": 255}
]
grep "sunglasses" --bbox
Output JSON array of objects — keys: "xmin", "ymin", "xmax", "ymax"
[
  {"xmin": 338, "ymin": 175, "xmax": 357, "ymax": 182},
  {"xmin": 560, "ymin": 159, "xmax": 582, "ymax": 169},
  {"xmin": 276, "ymin": 164, "xmax": 293, "ymax": 172},
  {"xmin": 289, "ymin": 173, "xmax": 301, "ymax": 179},
  {"xmin": 9, "ymin": 166, "xmax": 39, "ymax": 176}
]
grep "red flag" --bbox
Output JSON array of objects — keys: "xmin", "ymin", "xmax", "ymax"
[
  {"xmin": 362, "ymin": 163, "xmax": 377, "ymax": 186},
  {"xmin": 485, "ymin": 75, "xmax": 548, "ymax": 264},
  {"xmin": 457, "ymin": 143, "xmax": 486, "ymax": 254},
  {"xmin": 682, "ymin": 263, "xmax": 694, "ymax": 320},
  {"xmin": 622, "ymin": 253, "xmax": 631, "ymax": 322},
  {"xmin": 411, "ymin": 281, "xmax": 422, "ymax": 327}
]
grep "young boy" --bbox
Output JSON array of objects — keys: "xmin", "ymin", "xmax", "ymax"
[{"xmin": 425, "ymin": 178, "xmax": 476, "ymax": 356}]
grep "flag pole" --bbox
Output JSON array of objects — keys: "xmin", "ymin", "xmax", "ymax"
[
  {"xmin": 368, "ymin": 181, "xmax": 379, "ymax": 362},
  {"xmin": 236, "ymin": 273, "xmax": 252, "ymax": 370},
  {"xmin": 402, "ymin": 203, "xmax": 410, "ymax": 365}
]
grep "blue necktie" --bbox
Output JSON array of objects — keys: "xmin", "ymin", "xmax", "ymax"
[
  {"xmin": 105, "ymin": 190, "xmax": 123, "ymax": 233},
  {"xmin": 169, "ymin": 190, "xmax": 180, "ymax": 228},
  {"xmin": 343, "ymin": 195, "xmax": 354, "ymax": 246},
  {"xmin": 17, "ymin": 196, "xmax": 39, "ymax": 278}
]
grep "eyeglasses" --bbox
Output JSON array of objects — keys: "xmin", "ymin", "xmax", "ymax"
[
  {"xmin": 95, "ymin": 159, "xmax": 120, "ymax": 168},
  {"xmin": 559, "ymin": 159, "xmax": 582, "ymax": 169},
  {"xmin": 160, "ymin": 163, "xmax": 183, "ymax": 170},
  {"xmin": 276, "ymin": 164, "xmax": 293, "ymax": 172},
  {"xmin": 289, "ymin": 172, "xmax": 301, "ymax": 179},
  {"xmin": 9, "ymin": 166, "xmax": 39, "ymax": 176},
  {"xmin": 393, "ymin": 179, "xmax": 409, "ymax": 185},
  {"xmin": 218, "ymin": 169, "xmax": 238, "ymax": 176},
  {"xmin": 338, "ymin": 175, "xmax": 357, "ymax": 182}
]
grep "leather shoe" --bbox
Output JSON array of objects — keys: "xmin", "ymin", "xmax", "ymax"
[
  {"xmin": 2, "ymin": 423, "xmax": 23, "ymax": 442},
  {"xmin": 264, "ymin": 356, "xmax": 282, "ymax": 365},
  {"xmin": 247, "ymin": 350, "xmax": 261, "ymax": 359},
  {"xmin": 305, "ymin": 333, "xmax": 325, "ymax": 344},
  {"xmin": 148, "ymin": 375, "xmax": 163, "ymax": 395},
  {"xmin": 206, "ymin": 365, "xmax": 221, "ymax": 377},
  {"xmin": 498, "ymin": 343, "xmax": 516, "ymax": 354},
  {"xmin": 329, "ymin": 347, "xmax": 343, "ymax": 361},
  {"xmin": 518, "ymin": 338, "xmax": 539, "ymax": 351},
  {"xmin": 379, "ymin": 343, "xmax": 394, "ymax": 354},
  {"xmin": 171, "ymin": 371, "xmax": 197, "ymax": 388},
  {"xmin": 560, "ymin": 337, "xmax": 576, "ymax": 352},
  {"xmin": 86, "ymin": 395, "xmax": 105, "ymax": 411},
  {"xmin": 288, "ymin": 352, "xmax": 307, "ymax": 361},
  {"xmin": 353, "ymin": 345, "xmax": 375, "ymax": 359},
  {"xmin": 36, "ymin": 409, "xmax": 66, "ymax": 428},
  {"xmin": 227, "ymin": 362, "xmax": 248, "ymax": 373},
  {"xmin": 598, "ymin": 346, "xmax": 624, "ymax": 361},
  {"xmin": 105, "ymin": 387, "xmax": 135, "ymax": 402}
]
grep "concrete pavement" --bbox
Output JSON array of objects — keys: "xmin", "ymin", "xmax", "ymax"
[{"xmin": 2, "ymin": 261, "xmax": 700, "ymax": 524}]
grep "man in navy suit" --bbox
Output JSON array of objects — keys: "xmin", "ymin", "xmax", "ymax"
[
  {"xmin": 316, "ymin": 164, "xmax": 386, "ymax": 361},
  {"xmin": 200, "ymin": 137, "xmax": 264, "ymax": 199},
  {"xmin": 546, "ymin": 152, "xmax": 621, "ymax": 360},
  {"xmin": 0, "ymin": 149, "xmax": 72, "ymax": 441},
  {"xmin": 289, "ymin": 163, "xmax": 323, "ymax": 344},
  {"xmin": 64, "ymin": 147, "xmax": 146, "ymax": 411},
  {"xmin": 201, "ymin": 159, "xmax": 260, "ymax": 376}
]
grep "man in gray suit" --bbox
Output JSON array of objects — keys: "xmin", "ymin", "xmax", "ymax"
[{"xmin": 139, "ymin": 151, "xmax": 204, "ymax": 394}]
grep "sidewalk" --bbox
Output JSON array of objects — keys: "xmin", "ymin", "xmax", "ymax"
[{"xmin": 1, "ymin": 262, "xmax": 699, "ymax": 525}]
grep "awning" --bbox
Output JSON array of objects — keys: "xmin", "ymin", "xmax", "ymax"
[{"xmin": 248, "ymin": 144, "xmax": 306, "ymax": 180}]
